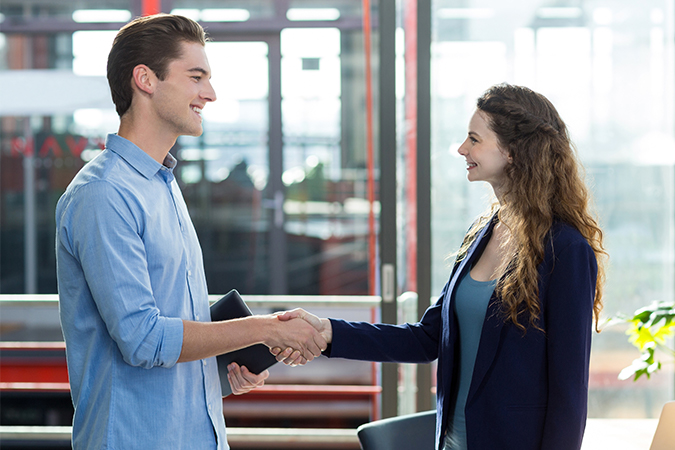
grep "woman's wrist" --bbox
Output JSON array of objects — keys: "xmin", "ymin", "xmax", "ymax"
[{"xmin": 321, "ymin": 318, "xmax": 333, "ymax": 343}]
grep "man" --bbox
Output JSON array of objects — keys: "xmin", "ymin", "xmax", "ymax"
[{"xmin": 56, "ymin": 14, "xmax": 325, "ymax": 449}]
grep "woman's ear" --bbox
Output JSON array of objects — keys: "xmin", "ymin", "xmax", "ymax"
[{"xmin": 131, "ymin": 64, "xmax": 155, "ymax": 95}]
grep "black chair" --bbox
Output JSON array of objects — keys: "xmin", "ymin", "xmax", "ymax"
[{"xmin": 356, "ymin": 410, "xmax": 437, "ymax": 450}]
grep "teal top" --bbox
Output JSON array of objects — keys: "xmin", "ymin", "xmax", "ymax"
[{"xmin": 444, "ymin": 269, "xmax": 497, "ymax": 450}]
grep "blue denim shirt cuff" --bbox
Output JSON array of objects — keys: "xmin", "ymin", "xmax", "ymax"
[{"xmin": 161, "ymin": 317, "xmax": 184, "ymax": 368}]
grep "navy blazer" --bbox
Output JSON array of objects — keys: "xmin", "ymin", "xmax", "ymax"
[{"xmin": 326, "ymin": 217, "xmax": 597, "ymax": 450}]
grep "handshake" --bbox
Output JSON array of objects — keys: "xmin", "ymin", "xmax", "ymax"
[
  {"xmin": 224, "ymin": 308, "xmax": 332, "ymax": 396},
  {"xmin": 266, "ymin": 309, "xmax": 333, "ymax": 367}
]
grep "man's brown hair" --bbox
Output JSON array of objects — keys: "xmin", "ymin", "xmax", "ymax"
[{"xmin": 107, "ymin": 14, "xmax": 207, "ymax": 117}]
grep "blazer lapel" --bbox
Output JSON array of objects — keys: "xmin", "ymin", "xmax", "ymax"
[
  {"xmin": 437, "ymin": 216, "xmax": 495, "ymax": 445},
  {"xmin": 466, "ymin": 217, "xmax": 507, "ymax": 406},
  {"xmin": 441, "ymin": 214, "xmax": 499, "ymax": 386},
  {"xmin": 445, "ymin": 217, "xmax": 494, "ymax": 303},
  {"xmin": 466, "ymin": 292, "xmax": 506, "ymax": 407}
]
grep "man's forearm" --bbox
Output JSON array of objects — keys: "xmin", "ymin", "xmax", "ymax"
[
  {"xmin": 177, "ymin": 315, "xmax": 326, "ymax": 363},
  {"xmin": 177, "ymin": 316, "xmax": 266, "ymax": 363}
]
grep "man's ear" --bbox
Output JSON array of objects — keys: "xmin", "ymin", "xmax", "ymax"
[{"xmin": 131, "ymin": 64, "xmax": 156, "ymax": 95}]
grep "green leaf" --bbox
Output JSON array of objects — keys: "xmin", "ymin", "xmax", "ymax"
[{"xmin": 615, "ymin": 302, "xmax": 675, "ymax": 382}]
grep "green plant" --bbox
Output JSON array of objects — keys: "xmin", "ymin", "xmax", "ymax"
[{"xmin": 611, "ymin": 301, "xmax": 675, "ymax": 381}]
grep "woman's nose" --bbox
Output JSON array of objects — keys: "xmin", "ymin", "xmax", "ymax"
[{"xmin": 457, "ymin": 141, "xmax": 468, "ymax": 156}]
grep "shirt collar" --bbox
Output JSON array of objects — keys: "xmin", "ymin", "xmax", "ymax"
[{"xmin": 105, "ymin": 133, "xmax": 176, "ymax": 180}]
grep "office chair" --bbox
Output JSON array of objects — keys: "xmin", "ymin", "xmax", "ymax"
[{"xmin": 356, "ymin": 410, "xmax": 436, "ymax": 450}]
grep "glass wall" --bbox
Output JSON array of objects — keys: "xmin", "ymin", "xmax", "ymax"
[
  {"xmin": 0, "ymin": 0, "xmax": 376, "ymax": 296},
  {"xmin": 2, "ymin": 0, "xmax": 674, "ymax": 420},
  {"xmin": 428, "ymin": 0, "xmax": 674, "ymax": 418}
]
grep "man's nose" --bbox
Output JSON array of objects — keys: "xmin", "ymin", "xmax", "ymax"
[{"xmin": 203, "ymin": 80, "xmax": 217, "ymax": 102}]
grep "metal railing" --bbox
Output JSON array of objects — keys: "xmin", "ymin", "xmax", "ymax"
[
  {"xmin": 0, "ymin": 292, "xmax": 422, "ymax": 414},
  {"xmin": 0, "ymin": 425, "xmax": 361, "ymax": 448},
  {"xmin": 0, "ymin": 293, "xmax": 424, "ymax": 448}
]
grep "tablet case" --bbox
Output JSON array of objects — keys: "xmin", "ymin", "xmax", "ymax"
[{"xmin": 209, "ymin": 289, "xmax": 278, "ymax": 396}]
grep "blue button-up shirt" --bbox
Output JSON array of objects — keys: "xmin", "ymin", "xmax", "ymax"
[{"xmin": 56, "ymin": 134, "xmax": 227, "ymax": 449}]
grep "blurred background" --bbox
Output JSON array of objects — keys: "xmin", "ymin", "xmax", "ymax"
[{"xmin": 0, "ymin": 0, "xmax": 674, "ymax": 447}]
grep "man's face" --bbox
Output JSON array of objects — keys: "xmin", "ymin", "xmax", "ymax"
[{"xmin": 152, "ymin": 41, "xmax": 216, "ymax": 138}]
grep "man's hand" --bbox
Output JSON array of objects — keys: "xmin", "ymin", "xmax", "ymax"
[
  {"xmin": 271, "ymin": 309, "xmax": 333, "ymax": 365},
  {"xmin": 227, "ymin": 363, "xmax": 268, "ymax": 395},
  {"xmin": 262, "ymin": 314, "xmax": 327, "ymax": 365}
]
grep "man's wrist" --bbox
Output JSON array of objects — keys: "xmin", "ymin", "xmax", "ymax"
[{"xmin": 254, "ymin": 314, "xmax": 277, "ymax": 347}]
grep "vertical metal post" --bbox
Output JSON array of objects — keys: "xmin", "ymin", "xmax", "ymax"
[
  {"xmin": 416, "ymin": 0, "xmax": 433, "ymax": 412},
  {"xmin": 22, "ymin": 31, "xmax": 37, "ymax": 295},
  {"xmin": 379, "ymin": 0, "xmax": 398, "ymax": 419},
  {"xmin": 24, "ymin": 119, "xmax": 37, "ymax": 295},
  {"xmin": 267, "ymin": 35, "xmax": 288, "ymax": 294}
]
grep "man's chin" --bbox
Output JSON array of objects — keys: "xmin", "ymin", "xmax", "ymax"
[{"xmin": 182, "ymin": 127, "xmax": 204, "ymax": 138}]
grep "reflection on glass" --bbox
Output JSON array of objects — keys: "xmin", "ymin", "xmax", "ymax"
[
  {"xmin": 72, "ymin": 31, "xmax": 117, "ymax": 76},
  {"xmin": 170, "ymin": 8, "xmax": 251, "ymax": 22},
  {"xmin": 72, "ymin": 9, "xmax": 131, "ymax": 23},
  {"xmin": 280, "ymin": 27, "xmax": 370, "ymax": 294},
  {"xmin": 286, "ymin": 8, "xmax": 341, "ymax": 21},
  {"xmin": 171, "ymin": 41, "xmax": 271, "ymax": 294}
]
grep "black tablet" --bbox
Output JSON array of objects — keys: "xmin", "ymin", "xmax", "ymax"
[{"xmin": 209, "ymin": 289, "xmax": 278, "ymax": 396}]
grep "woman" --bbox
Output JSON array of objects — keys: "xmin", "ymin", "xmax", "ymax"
[{"xmin": 276, "ymin": 83, "xmax": 606, "ymax": 450}]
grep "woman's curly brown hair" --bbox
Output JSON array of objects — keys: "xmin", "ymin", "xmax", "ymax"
[{"xmin": 458, "ymin": 84, "xmax": 606, "ymax": 332}]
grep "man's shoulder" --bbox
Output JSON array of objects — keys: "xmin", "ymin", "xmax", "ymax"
[
  {"xmin": 68, "ymin": 148, "xmax": 141, "ymax": 192},
  {"xmin": 58, "ymin": 150, "xmax": 137, "ymax": 213}
]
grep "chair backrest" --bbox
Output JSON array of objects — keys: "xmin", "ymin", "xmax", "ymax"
[
  {"xmin": 650, "ymin": 401, "xmax": 675, "ymax": 450},
  {"xmin": 357, "ymin": 410, "xmax": 436, "ymax": 450}
]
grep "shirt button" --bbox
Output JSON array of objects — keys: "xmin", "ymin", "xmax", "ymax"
[
  {"xmin": 188, "ymin": 270, "xmax": 192, "ymax": 277},
  {"xmin": 202, "ymin": 360, "xmax": 206, "ymax": 366}
]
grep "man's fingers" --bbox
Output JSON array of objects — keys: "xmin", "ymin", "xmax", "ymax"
[
  {"xmin": 240, "ymin": 366, "xmax": 268, "ymax": 387},
  {"xmin": 228, "ymin": 363, "xmax": 269, "ymax": 395},
  {"xmin": 275, "ymin": 308, "xmax": 304, "ymax": 322},
  {"xmin": 227, "ymin": 363, "xmax": 243, "ymax": 394}
]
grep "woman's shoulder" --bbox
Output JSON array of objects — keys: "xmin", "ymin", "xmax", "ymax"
[{"xmin": 549, "ymin": 220, "xmax": 592, "ymax": 251}]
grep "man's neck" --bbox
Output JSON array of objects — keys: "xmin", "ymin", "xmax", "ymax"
[{"xmin": 117, "ymin": 113, "xmax": 177, "ymax": 164}]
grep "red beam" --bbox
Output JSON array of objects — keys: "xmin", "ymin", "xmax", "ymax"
[
  {"xmin": 405, "ymin": 0, "xmax": 418, "ymax": 293},
  {"xmin": 142, "ymin": 0, "xmax": 162, "ymax": 16},
  {"xmin": 0, "ymin": 364, "xmax": 69, "ymax": 383}
]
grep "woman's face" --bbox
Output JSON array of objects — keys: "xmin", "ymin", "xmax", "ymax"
[{"xmin": 457, "ymin": 109, "xmax": 512, "ymax": 197}]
